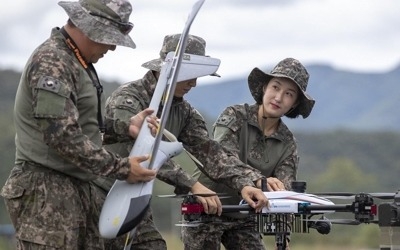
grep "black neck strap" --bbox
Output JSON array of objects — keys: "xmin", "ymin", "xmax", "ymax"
[{"xmin": 59, "ymin": 27, "xmax": 105, "ymax": 134}]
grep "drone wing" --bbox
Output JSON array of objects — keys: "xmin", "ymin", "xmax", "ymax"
[
  {"xmin": 314, "ymin": 192, "xmax": 396, "ymax": 200},
  {"xmin": 158, "ymin": 193, "xmax": 229, "ymax": 199}
]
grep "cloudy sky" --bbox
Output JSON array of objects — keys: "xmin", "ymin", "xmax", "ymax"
[{"xmin": 1, "ymin": 0, "xmax": 400, "ymax": 85}]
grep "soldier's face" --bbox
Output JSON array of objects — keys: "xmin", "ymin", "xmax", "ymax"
[
  {"xmin": 262, "ymin": 77, "xmax": 299, "ymax": 118},
  {"xmin": 82, "ymin": 36, "xmax": 116, "ymax": 63},
  {"xmin": 174, "ymin": 79, "xmax": 197, "ymax": 98}
]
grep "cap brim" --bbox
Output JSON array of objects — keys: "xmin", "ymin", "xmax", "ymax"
[
  {"xmin": 142, "ymin": 58, "xmax": 221, "ymax": 78},
  {"xmin": 248, "ymin": 67, "xmax": 272, "ymax": 104},
  {"xmin": 58, "ymin": 1, "xmax": 136, "ymax": 49},
  {"xmin": 141, "ymin": 58, "xmax": 163, "ymax": 72}
]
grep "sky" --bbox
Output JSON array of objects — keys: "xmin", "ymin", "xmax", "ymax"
[{"xmin": 1, "ymin": 0, "xmax": 400, "ymax": 85}]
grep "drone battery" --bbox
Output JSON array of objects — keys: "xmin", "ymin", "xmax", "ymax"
[{"xmin": 261, "ymin": 200, "xmax": 311, "ymax": 214}]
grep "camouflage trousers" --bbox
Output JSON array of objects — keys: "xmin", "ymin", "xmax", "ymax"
[
  {"xmin": 97, "ymin": 188, "xmax": 167, "ymax": 250},
  {"xmin": 1, "ymin": 164, "xmax": 106, "ymax": 249},
  {"xmin": 181, "ymin": 216, "xmax": 265, "ymax": 250}
]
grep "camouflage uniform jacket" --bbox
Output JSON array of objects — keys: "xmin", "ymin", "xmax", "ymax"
[
  {"xmin": 103, "ymin": 70, "xmax": 264, "ymax": 193},
  {"xmin": 197, "ymin": 103, "xmax": 299, "ymax": 205},
  {"xmin": 9, "ymin": 27, "xmax": 130, "ymax": 181}
]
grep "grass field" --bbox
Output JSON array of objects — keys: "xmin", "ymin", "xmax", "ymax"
[
  {"xmin": 0, "ymin": 231, "xmax": 389, "ymax": 250},
  {"xmin": 161, "ymin": 232, "xmax": 379, "ymax": 250}
]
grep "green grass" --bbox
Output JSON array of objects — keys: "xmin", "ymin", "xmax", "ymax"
[{"xmin": 161, "ymin": 231, "xmax": 377, "ymax": 250}]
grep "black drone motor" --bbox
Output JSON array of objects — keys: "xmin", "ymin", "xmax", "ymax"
[
  {"xmin": 308, "ymin": 216, "xmax": 332, "ymax": 235},
  {"xmin": 353, "ymin": 193, "xmax": 375, "ymax": 223},
  {"xmin": 291, "ymin": 181, "xmax": 307, "ymax": 193}
]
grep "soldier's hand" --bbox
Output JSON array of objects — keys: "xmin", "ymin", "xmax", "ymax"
[
  {"xmin": 191, "ymin": 182, "xmax": 222, "ymax": 216},
  {"xmin": 256, "ymin": 177, "xmax": 285, "ymax": 191},
  {"xmin": 126, "ymin": 155, "xmax": 157, "ymax": 183},
  {"xmin": 128, "ymin": 108, "xmax": 156, "ymax": 139},
  {"xmin": 240, "ymin": 186, "xmax": 268, "ymax": 213}
]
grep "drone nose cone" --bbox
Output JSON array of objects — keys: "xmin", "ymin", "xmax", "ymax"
[
  {"xmin": 99, "ymin": 180, "xmax": 155, "ymax": 239},
  {"xmin": 99, "ymin": 194, "xmax": 151, "ymax": 238}
]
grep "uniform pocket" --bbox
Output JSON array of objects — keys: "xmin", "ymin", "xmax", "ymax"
[
  {"xmin": 1, "ymin": 167, "xmax": 30, "ymax": 199},
  {"xmin": 17, "ymin": 223, "xmax": 65, "ymax": 248},
  {"xmin": 1, "ymin": 183, "xmax": 25, "ymax": 199}
]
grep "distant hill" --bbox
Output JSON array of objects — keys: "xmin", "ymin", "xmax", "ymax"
[
  {"xmin": 2, "ymin": 63, "xmax": 400, "ymax": 132},
  {"xmin": 186, "ymin": 64, "xmax": 400, "ymax": 132}
]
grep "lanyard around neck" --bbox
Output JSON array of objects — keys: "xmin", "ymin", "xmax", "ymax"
[{"xmin": 59, "ymin": 27, "xmax": 105, "ymax": 134}]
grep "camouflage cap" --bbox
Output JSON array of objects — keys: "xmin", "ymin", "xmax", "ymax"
[
  {"xmin": 142, "ymin": 33, "xmax": 219, "ymax": 78},
  {"xmin": 248, "ymin": 58, "xmax": 315, "ymax": 119},
  {"xmin": 58, "ymin": 0, "xmax": 136, "ymax": 48}
]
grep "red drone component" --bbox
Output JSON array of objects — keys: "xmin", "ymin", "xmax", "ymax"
[
  {"xmin": 370, "ymin": 204, "xmax": 377, "ymax": 216},
  {"xmin": 181, "ymin": 202, "xmax": 204, "ymax": 215}
]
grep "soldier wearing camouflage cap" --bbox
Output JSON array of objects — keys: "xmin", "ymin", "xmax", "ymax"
[
  {"xmin": 101, "ymin": 33, "xmax": 269, "ymax": 249},
  {"xmin": 141, "ymin": 33, "xmax": 220, "ymax": 77},
  {"xmin": 0, "ymin": 0, "xmax": 157, "ymax": 249},
  {"xmin": 248, "ymin": 57, "xmax": 315, "ymax": 118},
  {"xmin": 184, "ymin": 58, "xmax": 315, "ymax": 249}
]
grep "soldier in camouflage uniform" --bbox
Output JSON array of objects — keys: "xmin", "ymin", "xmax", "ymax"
[
  {"xmin": 182, "ymin": 58, "xmax": 315, "ymax": 250},
  {"xmin": 101, "ymin": 34, "xmax": 269, "ymax": 249},
  {"xmin": 0, "ymin": 0, "xmax": 158, "ymax": 249}
]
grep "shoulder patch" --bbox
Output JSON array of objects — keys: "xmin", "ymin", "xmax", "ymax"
[
  {"xmin": 34, "ymin": 76, "xmax": 70, "ymax": 117},
  {"xmin": 114, "ymin": 95, "xmax": 140, "ymax": 111},
  {"xmin": 215, "ymin": 115, "xmax": 235, "ymax": 127},
  {"xmin": 37, "ymin": 76, "xmax": 69, "ymax": 97},
  {"xmin": 38, "ymin": 76, "xmax": 61, "ymax": 92}
]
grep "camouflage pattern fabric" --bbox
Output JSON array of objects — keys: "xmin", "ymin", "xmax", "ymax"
[
  {"xmin": 59, "ymin": 0, "xmax": 136, "ymax": 48},
  {"xmin": 141, "ymin": 33, "xmax": 206, "ymax": 72},
  {"xmin": 212, "ymin": 104, "xmax": 298, "ymax": 190},
  {"xmin": 11, "ymin": 28, "xmax": 130, "ymax": 180},
  {"xmin": 187, "ymin": 103, "xmax": 298, "ymax": 249},
  {"xmin": 1, "ymin": 26, "xmax": 131, "ymax": 248},
  {"xmin": 2, "ymin": 165, "xmax": 106, "ymax": 249},
  {"xmin": 182, "ymin": 216, "xmax": 266, "ymax": 250}
]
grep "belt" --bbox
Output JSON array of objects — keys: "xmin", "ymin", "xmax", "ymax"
[
  {"xmin": 15, "ymin": 161, "xmax": 92, "ymax": 184},
  {"xmin": 16, "ymin": 161, "xmax": 55, "ymax": 173}
]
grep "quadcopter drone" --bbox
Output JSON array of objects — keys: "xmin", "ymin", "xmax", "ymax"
[{"xmin": 165, "ymin": 181, "xmax": 399, "ymax": 250}]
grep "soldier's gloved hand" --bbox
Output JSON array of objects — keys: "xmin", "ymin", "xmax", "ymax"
[{"xmin": 191, "ymin": 182, "xmax": 222, "ymax": 216}]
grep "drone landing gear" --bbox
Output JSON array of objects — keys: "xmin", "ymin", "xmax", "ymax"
[
  {"xmin": 378, "ymin": 196, "xmax": 400, "ymax": 250},
  {"xmin": 275, "ymin": 232, "xmax": 289, "ymax": 250},
  {"xmin": 254, "ymin": 214, "xmax": 302, "ymax": 250}
]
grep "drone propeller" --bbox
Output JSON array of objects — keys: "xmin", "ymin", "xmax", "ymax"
[
  {"xmin": 158, "ymin": 193, "xmax": 230, "ymax": 198},
  {"xmin": 308, "ymin": 218, "xmax": 360, "ymax": 225},
  {"xmin": 313, "ymin": 192, "xmax": 396, "ymax": 200},
  {"xmin": 175, "ymin": 222, "xmax": 202, "ymax": 227}
]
